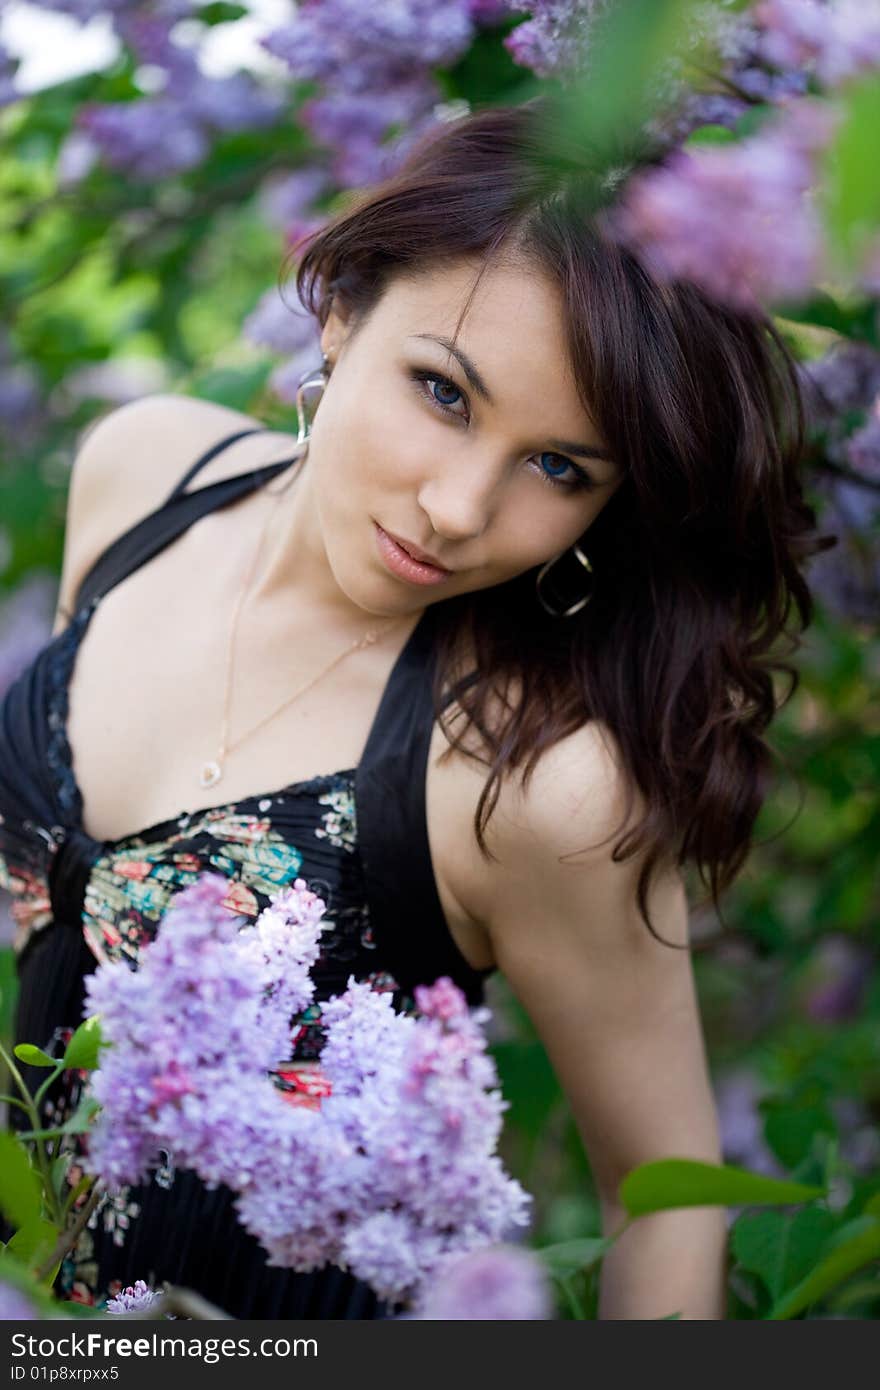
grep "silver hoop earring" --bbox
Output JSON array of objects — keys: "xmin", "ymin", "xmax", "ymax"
[
  {"xmin": 295, "ymin": 352, "xmax": 331, "ymax": 445},
  {"xmin": 535, "ymin": 542, "xmax": 595, "ymax": 618}
]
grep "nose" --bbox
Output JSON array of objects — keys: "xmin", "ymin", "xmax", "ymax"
[{"xmin": 416, "ymin": 449, "xmax": 500, "ymax": 545}]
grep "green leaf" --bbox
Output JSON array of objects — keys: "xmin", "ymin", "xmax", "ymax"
[
  {"xmin": 536, "ymin": 1237, "xmax": 614, "ymax": 1278},
  {"xmin": 821, "ymin": 74, "xmax": 880, "ymax": 271},
  {"xmin": 62, "ymin": 1015, "xmax": 103, "ymax": 1071},
  {"xmin": 863, "ymin": 1193, "xmax": 880, "ymax": 1219},
  {"xmin": 0, "ymin": 1132, "xmax": 43, "ymax": 1232},
  {"xmin": 731, "ymin": 1207, "xmax": 838, "ymax": 1301},
  {"xmin": 619, "ymin": 1159, "xmax": 825, "ymax": 1216},
  {"xmin": 768, "ymin": 1219, "xmax": 880, "ymax": 1320},
  {"xmin": 2, "ymin": 1219, "xmax": 59, "ymax": 1279},
  {"xmin": 196, "ymin": 2, "xmax": 248, "ymax": 24},
  {"xmin": 13, "ymin": 1043, "xmax": 57, "ymax": 1068},
  {"xmin": 762, "ymin": 1100, "xmax": 836, "ymax": 1171},
  {"xmin": 732, "ymin": 105, "xmax": 776, "ymax": 140},
  {"xmin": 49, "ymin": 1153, "xmax": 71, "ymax": 1205},
  {"xmin": 542, "ymin": 0, "xmax": 711, "ymax": 183},
  {"xmin": 57, "ymin": 1093, "xmax": 100, "ymax": 1136},
  {"xmin": 685, "ymin": 124, "xmax": 737, "ymax": 147}
]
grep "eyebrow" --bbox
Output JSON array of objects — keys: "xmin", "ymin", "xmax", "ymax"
[{"xmin": 408, "ymin": 332, "xmax": 617, "ymax": 466}]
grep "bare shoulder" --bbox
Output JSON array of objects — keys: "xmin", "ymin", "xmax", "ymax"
[
  {"xmin": 449, "ymin": 712, "xmax": 687, "ymax": 959},
  {"xmin": 489, "ymin": 717, "xmax": 637, "ymax": 859},
  {"xmin": 51, "ymin": 393, "xmax": 299, "ymax": 635}
]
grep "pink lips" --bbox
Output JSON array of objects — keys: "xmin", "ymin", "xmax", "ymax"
[{"xmin": 374, "ymin": 523, "xmax": 452, "ymax": 587}]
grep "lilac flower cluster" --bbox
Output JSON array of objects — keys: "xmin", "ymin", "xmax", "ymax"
[
  {"xmin": 0, "ymin": 1279, "xmax": 38, "ymax": 1320},
  {"xmin": 84, "ymin": 874, "xmax": 530, "ymax": 1306},
  {"xmin": 27, "ymin": 0, "xmax": 137, "ymax": 20},
  {"xmin": 0, "ymin": 329, "xmax": 42, "ymax": 449},
  {"xmin": 800, "ymin": 935, "xmax": 872, "ymax": 1024},
  {"xmin": 261, "ymin": 0, "xmax": 488, "ymax": 189},
  {"xmin": 411, "ymin": 1244, "xmax": 552, "ymax": 1319},
  {"xmin": 755, "ymin": 0, "xmax": 880, "ymax": 89},
  {"xmin": 104, "ymin": 1279, "xmax": 159, "ymax": 1314},
  {"xmin": 604, "ymin": 0, "xmax": 880, "ymax": 310},
  {"xmin": 31, "ymin": 0, "xmax": 194, "ymax": 24},
  {"xmin": 505, "ymin": 1, "xmax": 606, "ymax": 78},
  {"xmin": 609, "ymin": 97, "xmax": 835, "ymax": 310},
  {"xmin": 241, "ymin": 287, "xmax": 323, "ymax": 405},
  {"xmin": 0, "ymin": 42, "xmax": 20, "ymax": 110},
  {"xmin": 0, "ymin": 573, "xmax": 57, "ymax": 700},
  {"xmin": 65, "ymin": 13, "xmax": 284, "ymax": 180},
  {"xmin": 793, "ymin": 339, "xmax": 880, "ymax": 622},
  {"xmin": 82, "ymin": 873, "xmax": 324, "ymax": 1187}
]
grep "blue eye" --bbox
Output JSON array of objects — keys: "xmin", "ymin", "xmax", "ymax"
[
  {"xmin": 538, "ymin": 453, "xmax": 574, "ymax": 482},
  {"xmin": 430, "ymin": 379, "xmax": 463, "ymax": 408}
]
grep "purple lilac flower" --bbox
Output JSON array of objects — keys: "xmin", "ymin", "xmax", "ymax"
[
  {"xmin": 0, "ymin": 42, "xmax": 20, "ymax": 109},
  {"xmin": 59, "ymin": 358, "xmax": 170, "ymax": 407},
  {"xmin": 0, "ymin": 363, "xmax": 41, "ymax": 436},
  {"xmin": 314, "ymin": 979, "xmax": 531, "ymax": 1302},
  {"xmin": 857, "ymin": 234, "xmax": 880, "ymax": 295},
  {"xmin": 0, "ymin": 1279, "xmax": 38, "ymax": 1320},
  {"xmin": 413, "ymin": 1244, "xmax": 553, "ymax": 1320},
  {"xmin": 262, "ymin": 1, "xmax": 475, "ymax": 188},
  {"xmin": 242, "ymin": 287, "xmax": 323, "ymax": 408},
  {"xmin": 257, "ymin": 168, "xmax": 332, "ymax": 235},
  {"xmin": 832, "ymin": 1097, "xmax": 880, "ymax": 1175},
  {"xmin": 467, "ymin": 0, "xmax": 512, "ymax": 22},
  {"xmin": 300, "ymin": 76, "xmax": 442, "ymax": 186},
  {"xmin": 264, "ymin": 1, "xmax": 475, "ymax": 80},
  {"xmin": 242, "ymin": 289, "xmax": 321, "ymax": 357},
  {"xmin": 77, "ymin": 101, "xmax": 209, "ymax": 179},
  {"xmin": 505, "ymin": 1, "xmax": 603, "ymax": 78},
  {"xmin": 87, "ymin": 875, "xmax": 530, "ymax": 1307},
  {"xmin": 0, "ymin": 574, "xmax": 57, "ymax": 699},
  {"xmin": 0, "ymin": 328, "xmax": 42, "ymax": 442},
  {"xmin": 799, "ymin": 342, "xmax": 880, "ymax": 429},
  {"xmin": 755, "ymin": 0, "xmax": 880, "ymax": 90},
  {"xmin": 845, "ymin": 398, "xmax": 880, "ymax": 483},
  {"xmin": 609, "ymin": 98, "xmax": 837, "ymax": 310},
  {"xmin": 801, "ymin": 936, "xmax": 873, "ymax": 1023},
  {"xmin": 74, "ymin": 15, "xmax": 283, "ymax": 178},
  {"xmin": 807, "ymin": 488, "xmax": 880, "ymax": 624},
  {"xmin": 237, "ymin": 975, "xmax": 530, "ymax": 1303},
  {"xmin": 105, "ymin": 1279, "xmax": 159, "ymax": 1314},
  {"xmin": 83, "ymin": 873, "xmax": 326, "ymax": 1187},
  {"xmin": 34, "ymin": 0, "xmax": 194, "ymax": 22},
  {"xmin": 26, "ymin": 0, "xmax": 132, "ymax": 20},
  {"xmin": 55, "ymin": 130, "xmax": 101, "ymax": 188},
  {"xmin": 715, "ymin": 1070, "xmax": 784, "ymax": 1180}
]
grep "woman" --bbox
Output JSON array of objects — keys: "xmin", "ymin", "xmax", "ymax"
[{"xmin": 0, "ymin": 103, "xmax": 826, "ymax": 1319}]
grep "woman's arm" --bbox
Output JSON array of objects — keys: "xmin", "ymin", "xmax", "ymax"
[{"xmin": 472, "ymin": 720, "xmax": 728, "ymax": 1319}]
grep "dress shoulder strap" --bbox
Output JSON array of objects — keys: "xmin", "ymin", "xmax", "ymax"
[
  {"xmin": 163, "ymin": 427, "xmax": 269, "ymax": 503},
  {"xmin": 73, "ymin": 430, "xmax": 297, "ymax": 615},
  {"xmin": 354, "ymin": 607, "xmax": 491, "ymax": 1005}
]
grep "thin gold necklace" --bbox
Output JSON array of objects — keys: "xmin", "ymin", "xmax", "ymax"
[{"xmin": 198, "ymin": 456, "xmax": 403, "ymax": 790}]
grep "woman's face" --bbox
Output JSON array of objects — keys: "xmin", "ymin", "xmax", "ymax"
[{"xmin": 307, "ymin": 254, "xmax": 624, "ymax": 617}]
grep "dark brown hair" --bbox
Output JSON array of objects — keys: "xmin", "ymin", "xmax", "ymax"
[{"xmin": 292, "ymin": 101, "xmax": 833, "ymax": 945}]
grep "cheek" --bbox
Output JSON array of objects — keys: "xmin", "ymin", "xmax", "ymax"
[
  {"xmin": 496, "ymin": 500, "xmax": 595, "ymax": 574},
  {"xmin": 313, "ymin": 374, "xmax": 425, "ymax": 488}
]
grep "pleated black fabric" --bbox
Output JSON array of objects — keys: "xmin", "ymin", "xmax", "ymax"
[{"xmin": 0, "ymin": 430, "xmax": 493, "ymax": 1318}]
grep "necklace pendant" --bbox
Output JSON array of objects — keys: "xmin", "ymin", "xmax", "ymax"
[{"xmin": 199, "ymin": 759, "xmax": 223, "ymax": 790}]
